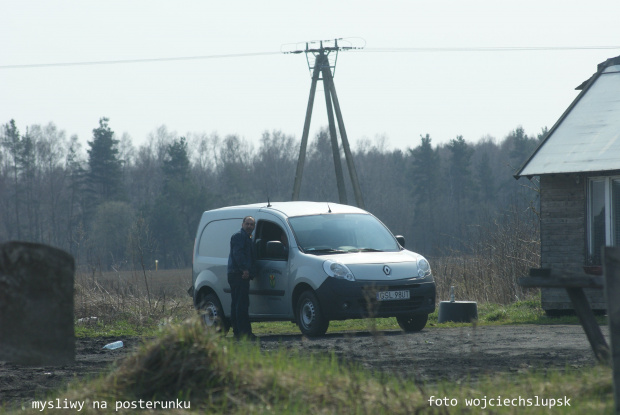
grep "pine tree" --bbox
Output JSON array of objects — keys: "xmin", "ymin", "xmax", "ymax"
[
  {"xmin": 409, "ymin": 134, "xmax": 440, "ymax": 208},
  {"xmin": 149, "ymin": 136, "xmax": 209, "ymax": 267},
  {"xmin": 408, "ymin": 134, "xmax": 441, "ymax": 253},
  {"xmin": 162, "ymin": 136, "xmax": 190, "ymax": 185},
  {"xmin": 86, "ymin": 117, "xmax": 123, "ymax": 205},
  {"xmin": 447, "ymin": 135, "xmax": 475, "ymax": 210}
]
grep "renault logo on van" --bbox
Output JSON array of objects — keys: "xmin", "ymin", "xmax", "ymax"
[{"xmin": 383, "ymin": 265, "xmax": 391, "ymax": 275}]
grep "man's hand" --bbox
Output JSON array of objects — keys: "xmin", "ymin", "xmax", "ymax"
[{"xmin": 242, "ymin": 270, "xmax": 250, "ymax": 279}]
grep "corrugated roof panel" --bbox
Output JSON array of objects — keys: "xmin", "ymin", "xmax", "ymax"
[{"xmin": 519, "ymin": 65, "xmax": 620, "ymax": 177}]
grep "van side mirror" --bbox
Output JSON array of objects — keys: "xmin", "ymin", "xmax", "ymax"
[
  {"xmin": 266, "ymin": 241, "xmax": 287, "ymax": 259},
  {"xmin": 395, "ymin": 235, "xmax": 406, "ymax": 248}
]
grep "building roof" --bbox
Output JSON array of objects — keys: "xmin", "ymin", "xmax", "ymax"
[{"xmin": 515, "ymin": 55, "xmax": 620, "ymax": 178}]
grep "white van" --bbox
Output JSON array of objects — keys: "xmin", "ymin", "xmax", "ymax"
[{"xmin": 191, "ymin": 201, "xmax": 435, "ymax": 336}]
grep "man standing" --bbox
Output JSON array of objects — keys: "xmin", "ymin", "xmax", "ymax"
[{"xmin": 227, "ymin": 216, "xmax": 257, "ymax": 340}]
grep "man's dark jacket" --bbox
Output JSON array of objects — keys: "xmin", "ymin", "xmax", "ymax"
[{"xmin": 227, "ymin": 228, "xmax": 255, "ymax": 276}]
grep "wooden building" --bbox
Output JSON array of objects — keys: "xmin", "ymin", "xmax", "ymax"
[{"xmin": 515, "ymin": 55, "xmax": 620, "ymax": 313}]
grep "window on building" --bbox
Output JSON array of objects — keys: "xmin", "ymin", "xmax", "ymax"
[{"xmin": 588, "ymin": 177, "xmax": 620, "ymax": 264}]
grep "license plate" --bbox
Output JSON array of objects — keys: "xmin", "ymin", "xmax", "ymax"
[{"xmin": 376, "ymin": 290, "xmax": 410, "ymax": 301}]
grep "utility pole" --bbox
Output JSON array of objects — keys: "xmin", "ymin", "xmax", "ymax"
[{"xmin": 285, "ymin": 39, "xmax": 365, "ymax": 208}]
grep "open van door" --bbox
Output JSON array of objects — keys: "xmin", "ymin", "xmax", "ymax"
[{"xmin": 250, "ymin": 218, "xmax": 290, "ymax": 317}]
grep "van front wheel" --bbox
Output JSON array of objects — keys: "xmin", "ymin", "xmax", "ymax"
[
  {"xmin": 396, "ymin": 314, "xmax": 428, "ymax": 332},
  {"xmin": 199, "ymin": 293, "xmax": 230, "ymax": 335},
  {"xmin": 296, "ymin": 291, "xmax": 329, "ymax": 337}
]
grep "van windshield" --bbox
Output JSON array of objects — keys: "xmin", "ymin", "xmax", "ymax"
[{"xmin": 288, "ymin": 213, "xmax": 400, "ymax": 254}]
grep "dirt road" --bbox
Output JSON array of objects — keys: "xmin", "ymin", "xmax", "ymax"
[
  {"xmin": 0, "ymin": 324, "xmax": 607, "ymax": 408},
  {"xmin": 259, "ymin": 324, "xmax": 607, "ymax": 383}
]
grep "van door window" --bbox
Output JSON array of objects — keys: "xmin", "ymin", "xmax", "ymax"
[{"xmin": 255, "ymin": 221, "xmax": 288, "ymax": 261}]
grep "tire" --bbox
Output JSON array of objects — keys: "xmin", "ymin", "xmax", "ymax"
[
  {"xmin": 296, "ymin": 291, "xmax": 329, "ymax": 337},
  {"xmin": 198, "ymin": 293, "xmax": 230, "ymax": 335},
  {"xmin": 396, "ymin": 314, "xmax": 428, "ymax": 332}
]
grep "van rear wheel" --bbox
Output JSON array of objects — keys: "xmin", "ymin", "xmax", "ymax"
[
  {"xmin": 296, "ymin": 291, "xmax": 329, "ymax": 337},
  {"xmin": 199, "ymin": 293, "xmax": 230, "ymax": 335},
  {"xmin": 396, "ymin": 314, "xmax": 428, "ymax": 332}
]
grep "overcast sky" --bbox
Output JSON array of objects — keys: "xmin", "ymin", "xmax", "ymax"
[{"xmin": 2, "ymin": 0, "xmax": 620, "ymax": 152}]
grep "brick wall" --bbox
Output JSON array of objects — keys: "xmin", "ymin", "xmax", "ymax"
[
  {"xmin": 540, "ymin": 174, "xmax": 585, "ymax": 270},
  {"xmin": 539, "ymin": 174, "xmax": 606, "ymax": 310}
]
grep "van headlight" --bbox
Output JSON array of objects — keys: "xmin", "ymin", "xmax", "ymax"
[
  {"xmin": 417, "ymin": 257, "xmax": 431, "ymax": 278},
  {"xmin": 323, "ymin": 260, "xmax": 355, "ymax": 282}
]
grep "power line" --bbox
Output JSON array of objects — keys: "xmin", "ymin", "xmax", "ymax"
[
  {"xmin": 0, "ymin": 51, "xmax": 281, "ymax": 70},
  {"xmin": 1, "ymin": 45, "xmax": 619, "ymax": 70},
  {"xmin": 364, "ymin": 45, "xmax": 620, "ymax": 53}
]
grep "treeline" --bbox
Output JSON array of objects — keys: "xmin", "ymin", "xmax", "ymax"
[{"xmin": 0, "ymin": 118, "xmax": 544, "ymax": 271}]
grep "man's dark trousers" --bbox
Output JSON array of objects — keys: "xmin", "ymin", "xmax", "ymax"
[{"xmin": 228, "ymin": 272, "xmax": 251, "ymax": 337}]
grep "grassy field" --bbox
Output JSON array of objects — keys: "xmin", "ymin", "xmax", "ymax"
[{"xmin": 7, "ymin": 267, "xmax": 602, "ymax": 414}]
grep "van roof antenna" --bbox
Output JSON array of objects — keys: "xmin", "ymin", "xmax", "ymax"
[
  {"xmin": 327, "ymin": 203, "xmax": 332, "ymax": 213},
  {"xmin": 267, "ymin": 197, "xmax": 272, "ymax": 207}
]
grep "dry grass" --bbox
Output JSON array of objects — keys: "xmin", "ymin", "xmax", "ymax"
[
  {"xmin": 433, "ymin": 253, "xmax": 539, "ymax": 304},
  {"xmin": 74, "ymin": 268, "xmax": 194, "ymax": 331},
  {"xmin": 432, "ymin": 211, "xmax": 540, "ymax": 304}
]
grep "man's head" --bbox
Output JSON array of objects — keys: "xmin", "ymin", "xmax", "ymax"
[{"xmin": 242, "ymin": 216, "xmax": 255, "ymax": 235}]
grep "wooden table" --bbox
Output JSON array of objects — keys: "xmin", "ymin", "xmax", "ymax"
[{"xmin": 518, "ymin": 268, "xmax": 610, "ymax": 364}]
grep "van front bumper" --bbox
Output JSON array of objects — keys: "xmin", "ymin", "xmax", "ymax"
[{"xmin": 315, "ymin": 277, "xmax": 436, "ymax": 320}]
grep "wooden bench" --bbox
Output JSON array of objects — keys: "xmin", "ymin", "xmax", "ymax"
[
  {"xmin": 518, "ymin": 268, "xmax": 610, "ymax": 364},
  {"xmin": 519, "ymin": 248, "xmax": 620, "ymax": 413}
]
